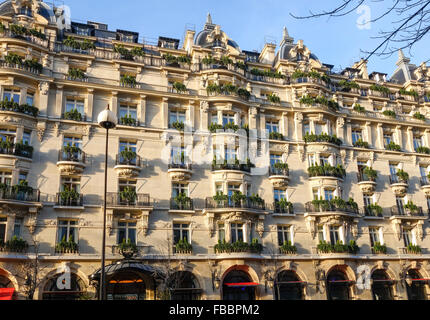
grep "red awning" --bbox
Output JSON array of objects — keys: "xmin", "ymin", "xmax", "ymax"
[
  {"xmin": 224, "ymin": 282, "xmax": 259, "ymax": 287},
  {"xmin": 0, "ymin": 288, "xmax": 14, "ymax": 300}
]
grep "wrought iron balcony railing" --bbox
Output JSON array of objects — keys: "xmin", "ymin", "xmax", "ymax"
[
  {"xmin": 0, "ymin": 187, "xmax": 40, "ymax": 202},
  {"xmin": 269, "ymin": 167, "xmax": 289, "ymax": 177},
  {"xmin": 55, "ymin": 193, "xmax": 84, "ymax": 207},
  {"xmin": 115, "ymin": 154, "xmax": 142, "ymax": 167},
  {"xmin": 170, "ymin": 198, "xmax": 194, "ymax": 211},
  {"xmin": 58, "ymin": 150, "xmax": 86, "ymax": 163},
  {"xmin": 205, "ymin": 197, "xmax": 265, "ymax": 210},
  {"xmin": 391, "ymin": 205, "xmax": 425, "ymax": 217},
  {"xmin": 106, "ymin": 192, "xmax": 150, "ymax": 207},
  {"xmin": 305, "ymin": 201, "xmax": 359, "ymax": 215},
  {"xmin": 272, "ymin": 202, "xmax": 294, "ymax": 215}
]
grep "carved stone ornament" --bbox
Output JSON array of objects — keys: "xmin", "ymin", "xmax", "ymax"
[
  {"xmin": 168, "ymin": 169, "xmax": 192, "ymax": 182},
  {"xmin": 138, "ymin": 211, "xmax": 150, "ymax": 236},
  {"xmin": 337, "ymin": 117, "xmax": 345, "ymax": 128},
  {"xmin": 294, "ymin": 112, "xmax": 303, "ymax": 123},
  {"xmin": 38, "ymin": 81, "xmax": 49, "ymax": 95},
  {"xmin": 114, "ymin": 166, "xmax": 141, "ymax": 178},
  {"xmin": 37, "ymin": 121, "xmax": 46, "ymax": 142},
  {"xmin": 200, "ymin": 101, "xmax": 209, "ymax": 113},
  {"xmin": 57, "ymin": 163, "xmax": 85, "ymax": 175},
  {"xmin": 305, "ymin": 216, "xmax": 317, "ymax": 239},
  {"xmin": 358, "ymin": 181, "xmax": 377, "ymax": 194}
]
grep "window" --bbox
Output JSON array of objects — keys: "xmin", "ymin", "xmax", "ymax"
[
  {"xmin": 222, "ymin": 114, "xmax": 235, "ymax": 126},
  {"xmin": 266, "ymin": 121, "xmax": 279, "ymax": 133},
  {"xmin": 3, "ymin": 89, "xmax": 20, "ymax": 103},
  {"xmin": 215, "ymin": 183, "xmax": 223, "ymax": 194},
  {"xmin": 227, "ymin": 184, "xmax": 241, "ymax": 199},
  {"xmin": 19, "ymin": 6, "xmax": 32, "ymax": 16},
  {"xmin": 389, "ymin": 164, "xmax": 398, "ymax": 183},
  {"xmin": 224, "ymin": 147, "xmax": 236, "ymax": 163},
  {"xmin": 26, "ymin": 92, "xmax": 34, "ymax": 106},
  {"xmin": 312, "ymin": 188, "xmax": 319, "ymax": 200},
  {"xmin": 173, "ymin": 223, "xmax": 190, "ymax": 244},
  {"xmin": 171, "ymin": 146, "xmax": 186, "ymax": 164},
  {"xmin": 317, "ymin": 225, "xmax": 325, "ymax": 242},
  {"xmin": 329, "ymin": 226, "xmax": 340, "ymax": 244},
  {"xmin": 64, "ymin": 136, "xmax": 82, "ymax": 149},
  {"xmin": 74, "ymin": 26, "xmax": 89, "ymax": 36},
  {"xmin": 277, "ymin": 226, "xmax": 291, "ymax": 246},
  {"xmin": 270, "ymin": 154, "xmax": 282, "ymax": 167},
  {"xmin": 61, "ymin": 177, "xmax": 80, "ymax": 193},
  {"xmin": 352, "ymin": 130, "xmax": 363, "ymax": 145},
  {"xmin": 314, "ymin": 123, "xmax": 324, "ymax": 135},
  {"xmin": 363, "ymin": 194, "xmax": 374, "ymax": 207},
  {"xmin": 118, "ymin": 179, "xmax": 136, "ymax": 194},
  {"xmin": 308, "ymin": 154, "xmax": 316, "ymax": 166},
  {"xmin": 119, "ymin": 104, "xmax": 137, "ymax": 121},
  {"xmin": 320, "ymin": 156, "xmax": 330, "ymax": 166},
  {"xmin": 303, "ymin": 123, "xmax": 311, "ymax": 135},
  {"xmin": 218, "ymin": 224, "xmax": 225, "ymax": 242},
  {"xmin": 18, "ymin": 172, "xmax": 27, "ymax": 184},
  {"xmin": 396, "ymin": 196, "xmax": 405, "ymax": 215},
  {"xmin": 22, "ymin": 131, "xmax": 31, "ymax": 146},
  {"xmin": 0, "ymin": 128, "xmax": 16, "ymax": 145},
  {"xmin": 403, "ymin": 228, "xmax": 413, "ymax": 247},
  {"xmin": 383, "ymin": 133, "xmax": 393, "ymax": 147},
  {"xmin": 65, "ymin": 99, "xmax": 84, "ymax": 116},
  {"xmin": 274, "ymin": 189, "xmax": 286, "ymax": 202},
  {"xmin": 420, "ymin": 166, "xmax": 429, "ymax": 185},
  {"xmin": 231, "ymin": 223, "xmax": 244, "ymax": 243},
  {"xmin": 172, "ymin": 183, "xmax": 188, "ymax": 197},
  {"xmin": 169, "ymin": 110, "xmax": 185, "ymax": 126},
  {"xmin": 116, "ymin": 221, "xmax": 136, "ymax": 245},
  {"xmin": 119, "ymin": 141, "xmax": 137, "ymax": 165},
  {"xmin": 57, "ymin": 220, "xmax": 77, "ymax": 243},
  {"xmin": 13, "ymin": 218, "xmax": 23, "ymax": 237},
  {"xmin": 324, "ymin": 189, "xmax": 334, "ymax": 201},
  {"xmin": 210, "ymin": 113, "xmax": 218, "ymax": 125},
  {"xmin": 0, "ymin": 217, "xmax": 7, "ymax": 243},
  {"xmin": 0, "ymin": 171, "xmax": 12, "ymax": 186},
  {"xmin": 369, "ymin": 227, "xmax": 381, "ymax": 247},
  {"xmin": 413, "ymin": 136, "xmax": 423, "ymax": 151}
]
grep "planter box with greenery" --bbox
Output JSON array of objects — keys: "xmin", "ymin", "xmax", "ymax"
[
  {"xmin": 56, "ymin": 235, "xmax": 78, "ymax": 254},
  {"xmin": 267, "ymin": 93, "xmax": 281, "ymax": 104},
  {"xmin": 172, "ymin": 81, "xmax": 187, "ymax": 93},
  {"xmin": 63, "ymin": 36, "xmax": 95, "ymax": 51},
  {"xmin": 353, "ymin": 104, "xmax": 366, "ymax": 113},
  {"xmin": 370, "ymin": 84, "xmax": 390, "ymax": 96},
  {"xmin": 416, "ymin": 146, "xmax": 430, "ymax": 155},
  {"xmin": 269, "ymin": 131, "xmax": 283, "ymax": 140},
  {"xmin": 413, "ymin": 112, "xmax": 426, "ymax": 121},
  {"xmin": 274, "ymin": 198, "xmax": 294, "ymax": 214},
  {"xmin": 399, "ymin": 88, "xmax": 418, "ymax": 99},
  {"xmin": 119, "ymin": 187, "xmax": 137, "ymax": 205},
  {"xmin": 68, "ymin": 68, "xmax": 86, "ymax": 81},
  {"xmin": 1, "ymin": 236, "xmax": 28, "ymax": 253},
  {"xmin": 118, "ymin": 238, "xmax": 138, "ymax": 258},
  {"xmin": 0, "ymin": 98, "xmax": 38, "ymax": 116},
  {"xmin": 279, "ymin": 241, "xmax": 297, "ymax": 254},
  {"xmin": 59, "ymin": 187, "xmax": 80, "ymax": 206},
  {"xmin": 173, "ymin": 193, "xmax": 193, "ymax": 211},
  {"xmin": 385, "ymin": 141, "xmax": 401, "ymax": 151},
  {"xmin": 15, "ymin": 141, "xmax": 33, "ymax": 158},
  {"xmin": 175, "ymin": 238, "xmax": 192, "ymax": 254},
  {"xmin": 304, "ymin": 132, "xmax": 342, "ymax": 146},
  {"xmin": 170, "ymin": 121, "xmax": 185, "ymax": 131},
  {"xmin": 120, "ymin": 75, "xmax": 137, "ymax": 87},
  {"xmin": 407, "ymin": 244, "xmax": 422, "ymax": 254},
  {"xmin": 366, "ymin": 204, "xmax": 383, "ymax": 217},
  {"xmin": 353, "ymin": 139, "xmax": 369, "ymax": 148},
  {"xmin": 396, "ymin": 169, "xmax": 409, "ymax": 183},
  {"xmin": 300, "ymin": 95, "xmax": 339, "ymax": 111},
  {"xmin": 362, "ymin": 167, "xmax": 378, "ymax": 182},
  {"xmin": 372, "ymin": 242, "xmax": 387, "ymax": 254},
  {"xmin": 63, "ymin": 109, "xmax": 83, "ymax": 122},
  {"xmin": 119, "ymin": 114, "xmax": 137, "ymax": 126},
  {"xmin": 307, "ymin": 163, "xmax": 346, "ymax": 179},
  {"xmin": 382, "ymin": 110, "xmax": 396, "ymax": 118},
  {"xmin": 338, "ymin": 80, "xmax": 360, "ymax": 92},
  {"xmin": 119, "ymin": 148, "xmax": 137, "ymax": 165},
  {"xmin": 404, "ymin": 201, "xmax": 420, "ymax": 215},
  {"xmin": 209, "ymin": 123, "xmax": 224, "ymax": 133}
]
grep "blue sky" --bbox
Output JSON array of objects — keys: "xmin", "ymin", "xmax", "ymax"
[{"xmin": 61, "ymin": 0, "xmax": 429, "ymax": 76}]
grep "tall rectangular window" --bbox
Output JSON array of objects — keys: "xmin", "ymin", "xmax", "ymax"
[
  {"xmin": 270, "ymin": 154, "xmax": 282, "ymax": 167},
  {"xmin": 369, "ymin": 227, "xmax": 380, "ymax": 247},
  {"xmin": 383, "ymin": 133, "xmax": 393, "ymax": 147},
  {"xmin": 119, "ymin": 104, "xmax": 137, "ymax": 121},
  {"xmin": 277, "ymin": 226, "xmax": 291, "ymax": 246},
  {"xmin": 352, "ymin": 129, "xmax": 363, "ymax": 145},
  {"xmin": 169, "ymin": 110, "xmax": 186, "ymax": 126},
  {"xmin": 0, "ymin": 217, "xmax": 7, "ymax": 243},
  {"xmin": 65, "ymin": 99, "xmax": 84, "ymax": 115},
  {"xmin": 303, "ymin": 123, "xmax": 311, "ymax": 135},
  {"xmin": 317, "ymin": 225, "xmax": 325, "ymax": 242},
  {"xmin": 0, "ymin": 171, "xmax": 12, "ymax": 186},
  {"xmin": 329, "ymin": 226, "xmax": 340, "ymax": 244},
  {"xmin": 231, "ymin": 223, "xmax": 244, "ymax": 243},
  {"xmin": 222, "ymin": 114, "xmax": 235, "ymax": 126},
  {"xmin": 57, "ymin": 220, "xmax": 77, "ymax": 243},
  {"xmin": 61, "ymin": 177, "xmax": 80, "ymax": 193},
  {"xmin": 173, "ymin": 223, "xmax": 190, "ymax": 244},
  {"xmin": 172, "ymin": 183, "xmax": 188, "ymax": 197},
  {"xmin": 3, "ymin": 89, "xmax": 20, "ymax": 103},
  {"xmin": 13, "ymin": 218, "xmax": 23, "ymax": 237},
  {"xmin": 224, "ymin": 147, "xmax": 236, "ymax": 163},
  {"xmin": 363, "ymin": 194, "xmax": 374, "ymax": 207},
  {"xmin": 324, "ymin": 189, "xmax": 334, "ymax": 201},
  {"xmin": 396, "ymin": 196, "xmax": 405, "ymax": 215},
  {"xmin": 26, "ymin": 92, "xmax": 34, "ymax": 106},
  {"xmin": 274, "ymin": 189, "xmax": 286, "ymax": 202},
  {"xmin": 403, "ymin": 228, "xmax": 413, "ymax": 247},
  {"xmin": 413, "ymin": 136, "xmax": 423, "ymax": 151},
  {"xmin": 389, "ymin": 164, "xmax": 398, "ymax": 183},
  {"xmin": 118, "ymin": 221, "xmax": 137, "ymax": 244},
  {"xmin": 218, "ymin": 224, "xmax": 225, "ymax": 242},
  {"xmin": 266, "ymin": 121, "xmax": 279, "ymax": 133},
  {"xmin": 210, "ymin": 113, "xmax": 218, "ymax": 125}
]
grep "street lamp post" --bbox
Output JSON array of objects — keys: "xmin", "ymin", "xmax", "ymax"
[{"xmin": 97, "ymin": 105, "xmax": 117, "ymax": 300}]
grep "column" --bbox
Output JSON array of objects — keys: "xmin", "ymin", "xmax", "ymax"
[
  {"xmin": 376, "ymin": 123, "xmax": 384, "ymax": 149},
  {"xmin": 234, "ymin": 112, "xmax": 240, "ymax": 126},
  {"xmin": 336, "ymin": 117, "xmax": 345, "ymax": 142},
  {"xmin": 86, "ymin": 88, "xmax": 94, "ymax": 122},
  {"xmin": 217, "ymin": 110, "xmax": 223, "ymax": 125},
  {"xmin": 37, "ymin": 82, "xmax": 49, "ymax": 117},
  {"xmin": 110, "ymin": 91, "xmax": 118, "ymax": 117},
  {"xmin": 19, "ymin": 87, "xmax": 26, "ymax": 105},
  {"xmin": 161, "ymin": 97, "xmax": 169, "ymax": 129},
  {"xmin": 406, "ymin": 127, "xmax": 414, "ymax": 152},
  {"xmin": 395, "ymin": 125, "xmax": 403, "ymax": 149},
  {"xmin": 259, "ymin": 110, "xmax": 266, "ymax": 138},
  {"xmin": 346, "ymin": 120, "xmax": 352, "ymax": 146},
  {"xmin": 294, "ymin": 112, "xmax": 303, "ymax": 141},
  {"xmin": 199, "ymin": 101, "xmax": 209, "ymax": 131},
  {"xmin": 364, "ymin": 122, "xmax": 372, "ymax": 147},
  {"xmin": 187, "ymin": 100, "xmax": 195, "ymax": 131},
  {"xmin": 55, "ymin": 85, "xmax": 64, "ymax": 117},
  {"xmin": 138, "ymin": 94, "xmax": 146, "ymax": 126},
  {"xmin": 309, "ymin": 119, "xmax": 315, "ymax": 134},
  {"xmin": 280, "ymin": 112, "xmax": 288, "ymax": 138},
  {"xmin": 248, "ymin": 107, "xmax": 257, "ymax": 131}
]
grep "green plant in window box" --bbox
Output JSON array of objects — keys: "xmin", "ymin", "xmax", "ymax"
[
  {"xmin": 347, "ymin": 240, "xmax": 360, "ymax": 254},
  {"xmin": 353, "ymin": 139, "xmax": 369, "ymax": 148},
  {"xmin": 68, "ymin": 68, "xmax": 86, "ymax": 80},
  {"xmin": 399, "ymin": 88, "xmax": 419, "ymax": 98},
  {"xmin": 250, "ymin": 238, "xmax": 263, "ymax": 254},
  {"xmin": 269, "ymin": 131, "xmax": 283, "ymax": 140},
  {"xmin": 64, "ymin": 109, "xmax": 83, "ymax": 121},
  {"xmin": 312, "ymin": 199, "xmax": 331, "ymax": 211},
  {"xmin": 237, "ymin": 88, "xmax": 250, "ymax": 100},
  {"xmin": 119, "ymin": 147, "xmax": 137, "ymax": 163},
  {"xmin": 130, "ymin": 47, "xmax": 144, "ymax": 57},
  {"xmin": 370, "ymin": 84, "xmax": 390, "ymax": 95},
  {"xmin": 214, "ymin": 239, "xmax": 232, "ymax": 254},
  {"xmin": 363, "ymin": 167, "xmax": 378, "ymax": 181},
  {"xmin": 171, "ymin": 120, "xmax": 185, "ymax": 131},
  {"xmin": 172, "ymin": 81, "xmax": 187, "ymax": 93},
  {"xmin": 367, "ymin": 204, "xmax": 383, "ymax": 217},
  {"xmin": 277, "ymin": 198, "xmax": 293, "ymax": 213},
  {"xmin": 118, "ymin": 238, "xmax": 138, "ymax": 258},
  {"xmin": 273, "ymin": 162, "xmax": 289, "ymax": 171},
  {"xmin": 177, "ymin": 55, "xmax": 191, "ymax": 65},
  {"xmin": 317, "ymin": 240, "xmax": 332, "ymax": 253},
  {"xmin": 372, "ymin": 242, "xmax": 387, "ymax": 254},
  {"xmin": 396, "ymin": 169, "xmax": 409, "ymax": 183},
  {"xmin": 235, "ymin": 60, "xmax": 246, "ymax": 70},
  {"xmin": 353, "ymin": 104, "xmax": 366, "ymax": 113},
  {"xmin": 175, "ymin": 237, "xmax": 192, "ymax": 254},
  {"xmin": 0, "ymin": 183, "xmax": 8, "ymax": 192},
  {"xmin": 416, "ymin": 146, "xmax": 430, "ymax": 155},
  {"xmin": 120, "ymin": 114, "xmax": 137, "ymax": 126},
  {"xmin": 56, "ymin": 235, "xmax": 78, "ymax": 254},
  {"xmin": 15, "ymin": 140, "xmax": 33, "ymax": 158},
  {"xmin": 407, "ymin": 243, "xmax": 422, "ymax": 254},
  {"xmin": 404, "ymin": 201, "xmax": 419, "ymax": 214},
  {"xmin": 120, "ymin": 74, "xmax": 137, "ymax": 87},
  {"xmin": 385, "ymin": 141, "xmax": 401, "ymax": 151},
  {"xmin": 231, "ymin": 191, "xmax": 246, "ymax": 205},
  {"xmin": 5, "ymin": 53, "xmax": 23, "ymax": 66},
  {"xmin": 63, "ymin": 36, "xmax": 82, "ymax": 49},
  {"xmin": 23, "ymin": 59, "xmax": 43, "ymax": 73},
  {"xmin": 12, "ymin": 180, "xmax": 33, "ymax": 194},
  {"xmin": 382, "ymin": 110, "xmax": 396, "ymax": 118},
  {"xmin": 213, "ymin": 191, "xmax": 228, "ymax": 203},
  {"xmin": 174, "ymin": 192, "xmax": 191, "ymax": 209},
  {"xmin": 219, "ymin": 56, "xmax": 233, "ymax": 66},
  {"xmin": 413, "ymin": 112, "xmax": 426, "ymax": 121},
  {"xmin": 63, "ymin": 143, "xmax": 81, "ymax": 155},
  {"xmin": 60, "ymin": 187, "xmax": 79, "ymax": 203},
  {"xmin": 330, "ymin": 197, "xmax": 346, "ymax": 210},
  {"xmin": 202, "ymin": 55, "xmax": 217, "ymax": 65},
  {"xmin": 120, "ymin": 187, "xmax": 137, "ymax": 204},
  {"xmin": 80, "ymin": 39, "xmax": 95, "ymax": 50},
  {"xmin": 5, "ymin": 235, "xmax": 28, "ymax": 253},
  {"xmin": 333, "ymin": 240, "xmax": 349, "ymax": 253},
  {"xmin": 338, "ymin": 79, "xmax": 360, "ymax": 91},
  {"xmin": 231, "ymin": 240, "xmax": 249, "ymax": 253},
  {"xmin": 267, "ymin": 93, "xmax": 281, "ymax": 104},
  {"xmin": 347, "ymin": 198, "xmax": 359, "ymax": 211},
  {"xmin": 224, "ymin": 122, "xmax": 239, "ymax": 132},
  {"xmin": 209, "ymin": 123, "xmax": 223, "ymax": 133},
  {"xmin": 249, "ymin": 193, "xmax": 264, "ymax": 206},
  {"xmin": 280, "ymin": 241, "xmax": 297, "ymax": 254}
]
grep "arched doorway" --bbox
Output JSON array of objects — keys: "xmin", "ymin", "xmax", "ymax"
[
  {"xmin": 167, "ymin": 271, "xmax": 201, "ymax": 300},
  {"xmin": 326, "ymin": 269, "xmax": 351, "ymax": 300},
  {"xmin": 0, "ymin": 273, "xmax": 15, "ymax": 300},
  {"xmin": 222, "ymin": 270, "xmax": 256, "ymax": 300},
  {"xmin": 406, "ymin": 269, "xmax": 427, "ymax": 300},
  {"xmin": 106, "ymin": 268, "xmax": 147, "ymax": 300},
  {"xmin": 371, "ymin": 269, "xmax": 394, "ymax": 300},
  {"xmin": 42, "ymin": 273, "xmax": 86, "ymax": 300},
  {"xmin": 275, "ymin": 270, "xmax": 304, "ymax": 300}
]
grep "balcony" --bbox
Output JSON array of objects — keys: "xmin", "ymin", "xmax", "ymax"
[
  {"xmin": 168, "ymin": 162, "xmax": 192, "ymax": 181},
  {"xmin": 305, "ymin": 201, "xmax": 359, "ymax": 215},
  {"xmin": 55, "ymin": 193, "xmax": 84, "ymax": 207},
  {"xmin": 205, "ymin": 197, "xmax": 266, "ymax": 211},
  {"xmin": 390, "ymin": 205, "xmax": 426, "ymax": 217},
  {"xmin": 170, "ymin": 198, "xmax": 194, "ymax": 211},
  {"xmin": 269, "ymin": 166, "xmax": 290, "ymax": 188},
  {"xmin": 389, "ymin": 176, "xmax": 408, "ymax": 196},
  {"xmin": 114, "ymin": 154, "xmax": 142, "ymax": 178},
  {"xmin": 57, "ymin": 150, "xmax": 86, "ymax": 175},
  {"xmin": 363, "ymin": 205, "xmax": 384, "ymax": 218},
  {"xmin": 420, "ymin": 177, "xmax": 430, "ymax": 196},
  {"xmin": 118, "ymin": 117, "xmax": 140, "ymax": 127},
  {"xmin": 0, "ymin": 143, "xmax": 33, "ymax": 159},
  {"xmin": 211, "ymin": 162, "xmax": 252, "ymax": 173},
  {"xmin": 357, "ymin": 173, "xmax": 377, "ymax": 193},
  {"xmin": 0, "ymin": 186, "xmax": 40, "ymax": 203},
  {"xmin": 106, "ymin": 192, "xmax": 151, "ymax": 208},
  {"xmin": 0, "ymin": 29, "xmax": 49, "ymax": 48},
  {"xmin": 272, "ymin": 202, "xmax": 294, "ymax": 215}
]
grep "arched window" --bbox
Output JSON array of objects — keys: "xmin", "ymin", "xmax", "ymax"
[
  {"xmin": 275, "ymin": 270, "xmax": 303, "ymax": 300},
  {"xmin": 222, "ymin": 270, "xmax": 256, "ymax": 301},
  {"xmin": 406, "ymin": 269, "xmax": 427, "ymax": 300},
  {"xmin": 326, "ymin": 269, "xmax": 351, "ymax": 300},
  {"xmin": 106, "ymin": 269, "xmax": 147, "ymax": 300},
  {"xmin": 167, "ymin": 271, "xmax": 201, "ymax": 300},
  {"xmin": 371, "ymin": 270, "xmax": 394, "ymax": 300},
  {"xmin": 42, "ymin": 273, "xmax": 85, "ymax": 300}
]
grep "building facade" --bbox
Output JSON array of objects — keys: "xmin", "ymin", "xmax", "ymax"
[{"xmin": 0, "ymin": 0, "xmax": 430, "ymax": 300}]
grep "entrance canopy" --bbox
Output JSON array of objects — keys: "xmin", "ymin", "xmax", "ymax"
[{"xmin": 90, "ymin": 260, "xmax": 162, "ymax": 281}]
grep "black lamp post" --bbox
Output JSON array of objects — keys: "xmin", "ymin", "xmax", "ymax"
[{"xmin": 97, "ymin": 105, "xmax": 117, "ymax": 300}]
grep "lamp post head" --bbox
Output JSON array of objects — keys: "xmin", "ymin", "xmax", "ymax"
[{"xmin": 97, "ymin": 105, "xmax": 117, "ymax": 129}]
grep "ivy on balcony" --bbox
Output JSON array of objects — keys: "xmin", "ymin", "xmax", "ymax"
[
  {"xmin": 175, "ymin": 238, "xmax": 192, "ymax": 254},
  {"xmin": 4, "ymin": 53, "xmax": 42, "ymax": 73},
  {"xmin": 63, "ymin": 36, "xmax": 95, "ymax": 50},
  {"xmin": 250, "ymin": 68, "xmax": 286, "ymax": 79},
  {"xmin": 385, "ymin": 141, "xmax": 401, "ymax": 151},
  {"xmin": 353, "ymin": 139, "xmax": 369, "ymax": 148},
  {"xmin": 370, "ymin": 84, "xmax": 390, "ymax": 95},
  {"xmin": 0, "ymin": 99, "xmax": 38, "ymax": 117},
  {"xmin": 163, "ymin": 53, "xmax": 191, "ymax": 66},
  {"xmin": 172, "ymin": 81, "xmax": 187, "ymax": 93},
  {"xmin": 10, "ymin": 24, "xmax": 46, "ymax": 40},
  {"xmin": 407, "ymin": 243, "xmax": 422, "ymax": 254},
  {"xmin": 338, "ymin": 79, "xmax": 360, "ymax": 91},
  {"xmin": 382, "ymin": 110, "xmax": 396, "ymax": 118},
  {"xmin": 353, "ymin": 104, "xmax": 366, "ymax": 113},
  {"xmin": 399, "ymin": 88, "xmax": 419, "ymax": 98},
  {"xmin": 372, "ymin": 242, "xmax": 387, "ymax": 254},
  {"xmin": 120, "ymin": 75, "xmax": 137, "ymax": 87},
  {"xmin": 280, "ymin": 241, "xmax": 297, "ymax": 254},
  {"xmin": 307, "ymin": 164, "xmax": 346, "ymax": 178},
  {"xmin": 416, "ymin": 146, "xmax": 430, "ymax": 154},
  {"xmin": 413, "ymin": 112, "xmax": 426, "ymax": 121},
  {"xmin": 304, "ymin": 132, "xmax": 342, "ymax": 146},
  {"xmin": 213, "ymin": 239, "xmax": 263, "ymax": 254},
  {"xmin": 56, "ymin": 235, "xmax": 78, "ymax": 254},
  {"xmin": 267, "ymin": 93, "xmax": 281, "ymax": 104},
  {"xmin": 300, "ymin": 95, "xmax": 339, "ymax": 111},
  {"xmin": 269, "ymin": 131, "xmax": 283, "ymax": 140},
  {"xmin": 291, "ymin": 70, "xmax": 330, "ymax": 83},
  {"xmin": 68, "ymin": 67, "xmax": 86, "ymax": 80},
  {"xmin": 63, "ymin": 109, "xmax": 83, "ymax": 121},
  {"xmin": 317, "ymin": 240, "xmax": 359, "ymax": 254},
  {"xmin": 0, "ymin": 235, "xmax": 28, "ymax": 253}
]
